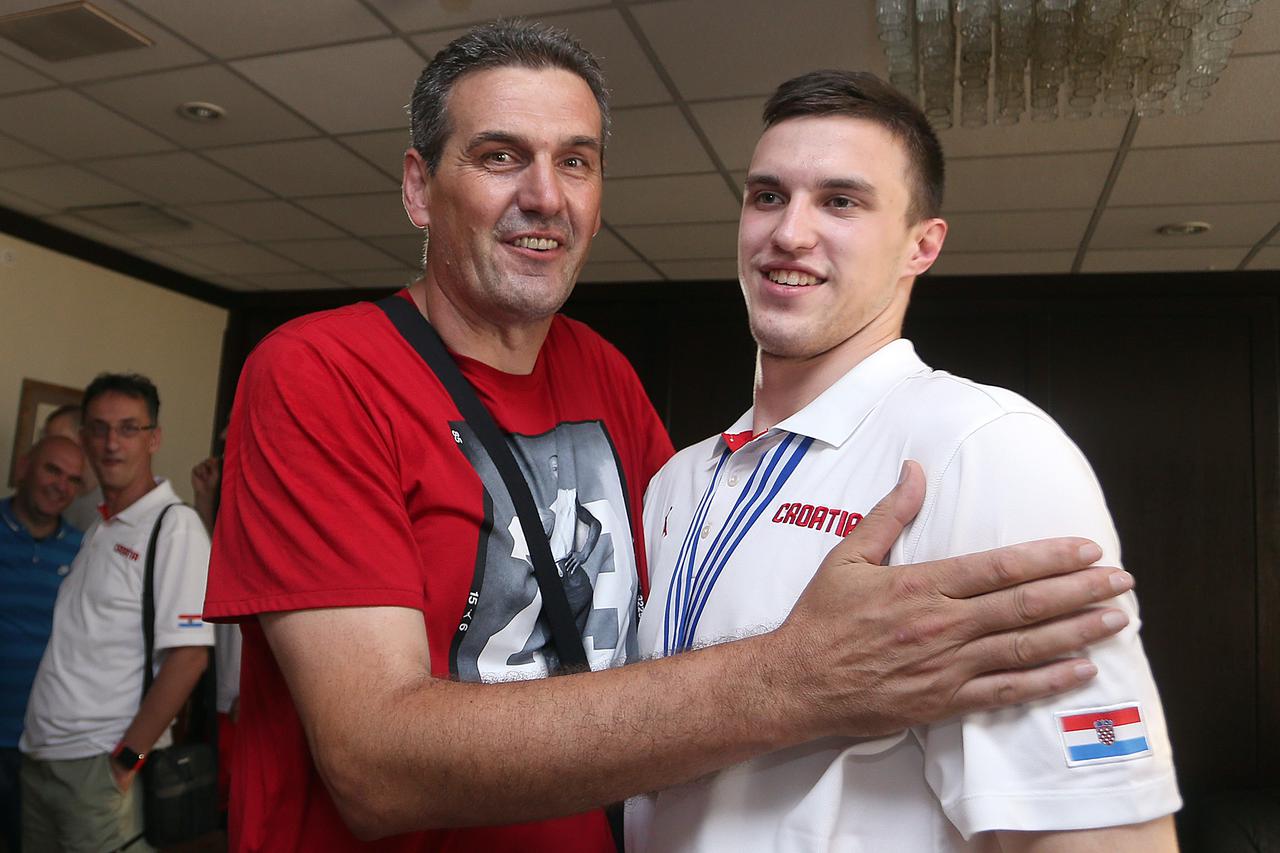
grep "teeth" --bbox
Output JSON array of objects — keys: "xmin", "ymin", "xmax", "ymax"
[
  {"xmin": 513, "ymin": 236, "xmax": 560, "ymax": 251},
  {"xmin": 767, "ymin": 269, "xmax": 820, "ymax": 287}
]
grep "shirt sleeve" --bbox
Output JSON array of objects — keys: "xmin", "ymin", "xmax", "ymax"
[
  {"xmin": 905, "ymin": 411, "xmax": 1182, "ymax": 837},
  {"xmin": 204, "ymin": 326, "xmax": 425, "ymax": 619},
  {"xmin": 153, "ymin": 505, "xmax": 215, "ymax": 652}
]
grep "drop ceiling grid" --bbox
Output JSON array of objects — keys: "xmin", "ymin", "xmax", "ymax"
[{"xmin": 0, "ymin": 0, "xmax": 1274, "ymax": 287}]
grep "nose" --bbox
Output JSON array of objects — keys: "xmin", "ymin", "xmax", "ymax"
[
  {"xmin": 771, "ymin": 198, "xmax": 817, "ymax": 254},
  {"xmin": 516, "ymin": 157, "xmax": 565, "ymax": 218}
]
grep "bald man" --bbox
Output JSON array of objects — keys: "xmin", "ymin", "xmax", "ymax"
[
  {"xmin": 41, "ymin": 406, "xmax": 101, "ymax": 533},
  {"xmin": 1, "ymin": 436, "xmax": 86, "ymax": 851}
]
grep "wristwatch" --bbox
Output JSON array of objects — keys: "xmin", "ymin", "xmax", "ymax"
[{"xmin": 111, "ymin": 742, "xmax": 145, "ymax": 773}]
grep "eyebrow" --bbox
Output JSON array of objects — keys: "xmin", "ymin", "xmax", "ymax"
[
  {"xmin": 465, "ymin": 131, "xmax": 603, "ymax": 153},
  {"xmin": 745, "ymin": 173, "xmax": 878, "ymax": 199}
]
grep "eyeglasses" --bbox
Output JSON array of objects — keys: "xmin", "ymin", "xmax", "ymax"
[{"xmin": 84, "ymin": 421, "xmax": 156, "ymax": 440}]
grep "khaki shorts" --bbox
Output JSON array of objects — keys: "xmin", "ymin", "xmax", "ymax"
[{"xmin": 20, "ymin": 753, "xmax": 153, "ymax": 853}]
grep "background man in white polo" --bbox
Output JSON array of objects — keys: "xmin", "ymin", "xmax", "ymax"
[
  {"xmin": 630, "ymin": 71, "xmax": 1181, "ymax": 851},
  {"xmin": 20, "ymin": 373, "xmax": 213, "ymax": 852}
]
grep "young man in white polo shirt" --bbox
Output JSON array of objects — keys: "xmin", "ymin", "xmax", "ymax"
[
  {"xmin": 629, "ymin": 71, "xmax": 1181, "ymax": 851},
  {"xmin": 20, "ymin": 374, "xmax": 214, "ymax": 852}
]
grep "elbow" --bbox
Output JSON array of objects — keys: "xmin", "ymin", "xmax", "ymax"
[{"xmin": 311, "ymin": 733, "xmax": 429, "ymax": 840}]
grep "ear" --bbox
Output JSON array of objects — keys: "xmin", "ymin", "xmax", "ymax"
[
  {"xmin": 14, "ymin": 450, "xmax": 30, "ymax": 484},
  {"xmin": 403, "ymin": 147, "xmax": 432, "ymax": 230},
  {"xmin": 149, "ymin": 425, "xmax": 163, "ymax": 456},
  {"xmin": 903, "ymin": 218, "xmax": 947, "ymax": 278}
]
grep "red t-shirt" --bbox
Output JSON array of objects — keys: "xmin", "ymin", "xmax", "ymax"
[{"xmin": 205, "ymin": 295, "xmax": 674, "ymax": 852}]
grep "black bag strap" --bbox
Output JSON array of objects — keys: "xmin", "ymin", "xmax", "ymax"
[
  {"xmin": 141, "ymin": 503, "xmax": 217, "ymax": 744},
  {"xmin": 376, "ymin": 294, "xmax": 589, "ymax": 672}
]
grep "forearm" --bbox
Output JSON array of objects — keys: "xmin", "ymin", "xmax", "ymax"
[
  {"xmin": 121, "ymin": 645, "xmax": 209, "ymax": 754},
  {"xmin": 303, "ymin": 632, "xmax": 801, "ymax": 838},
  {"xmin": 996, "ymin": 815, "xmax": 1178, "ymax": 851}
]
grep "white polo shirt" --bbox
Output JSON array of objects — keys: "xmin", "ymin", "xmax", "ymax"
[
  {"xmin": 628, "ymin": 339, "xmax": 1181, "ymax": 852},
  {"xmin": 21, "ymin": 479, "xmax": 215, "ymax": 760}
]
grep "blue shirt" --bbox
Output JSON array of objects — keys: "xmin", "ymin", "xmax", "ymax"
[{"xmin": 0, "ymin": 497, "xmax": 82, "ymax": 747}]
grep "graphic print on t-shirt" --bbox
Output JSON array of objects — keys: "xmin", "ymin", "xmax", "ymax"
[{"xmin": 449, "ymin": 420, "xmax": 638, "ymax": 682}]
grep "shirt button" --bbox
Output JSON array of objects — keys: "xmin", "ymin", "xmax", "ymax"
[
  {"xmin": 727, "ymin": 474, "xmax": 738, "ymax": 487},
  {"xmin": 700, "ymin": 523, "xmax": 711, "ymax": 539}
]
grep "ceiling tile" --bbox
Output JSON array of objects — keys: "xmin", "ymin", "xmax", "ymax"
[
  {"xmin": 367, "ymin": 234, "xmax": 426, "ymax": 268},
  {"xmin": 0, "ymin": 89, "xmax": 172, "ymax": 159},
  {"xmin": 181, "ymin": 200, "xmax": 345, "ymax": 241},
  {"xmin": 1110, "ymin": 142, "xmax": 1280, "ymax": 206},
  {"xmin": 134, "ymin": 247, "xmax": 220, "ymax": 277},
  {"xmin": 297, "ymin": 193, "xmax": 416, "ymax": 237},
  {"xmin": 1247, "ymin": 247, "xmax": 1280, "ymax": 269},
  {"xmin": 604, "ymin": 174, "xmax": 739, "ymax": 225},
  {"xmin": 690, "ymin": 97, "xmax": 762, "ymax": 172},
  {"xmin": 0, "ymin": 133, "xmax": 51, "ymax": 169},
  {"xmin": 84, "ymin": 64, "xmax": 317, "ymax": 147},
  {"xmin": 233, "ymin": 39, "xmax": 425, "ymax": 134},
  {"xmin": 1233, "ymin": 0, "xmax": 1280, "ymax": 55},
  {"xmin": 0, "ymin": 53, "xmax": 53, "ymax": 95},
  {"xmin": 238, "ymin": 272, "xmax": 348, "ymax": 291},
  {"xmin": 606, "ymin": 105, "xmax": 714, "ymax": 177},
  {"xmin": 0, "ymin": 0, "xmax": 207, "ymax": 82},
  {"xmin": 617, "ymin": 222, "xmax": 737, "ymax": 260},
  {"xmin": 0, "ymin": 186, "xmax": 52, "ymax": 216},
  {"xmin": 1081, "ymin": 247, "xmax": 1246, "ymax": 272},
  {"xmin": 42, "ymin": 214, "xmax": 145, "ymax": 249},
  {"xmin": 203, "ymin": 276, "xmax": 261, "ymax": 291},
  {"xmin": 365, "ymin": 0, "xmax": 602, "ymax": 33},
  {"xmin": 130, "ymin": 215, "xmax": 236, "ymax": 248},
  {"xmin": 658, "ymin": 258, "xmax": 736, "ymax": 280},
  {"xmin": 164, "ymin": 243, "xmax": 304, "ymax": 274},
  {"xmin": 85, "ymin": 152, "xmax": 269, "ymax": 205},
  {"xmin": 944, "ymin": 210, "xmax": 1091, "ymax": 252},
  {"xmin": 927, "ymin": 250, "xmax": 1075, "ymax": 276},
  {"xmin": 938, "ymin": 114, "xmax": 1128, "ymax": 159},
  {"xmin": 946, "ymin": 152, "xmax": 1112, "ymax": 212},
  {"xmin": 338, "ymin": 130, "xmax": 409, "ymax": 180},
  {"xmin": 0, "ymin": 164, "xmax": 137, "ymax": 209},
  {"xmin": 576, "ymin": 260, "xmax": 660, "ymax": 283},
  {"xmin": 632, "ymin": 0, "xmax": 884, "ymax": 102},
  {"xmin": 206, "ymin": 139, "xmax": 398, "ymax": 196},
  {"xmin": 264, "ymin": 238, "xmax": 402, "ymax": 271},
  {"xmin": 1132, "ymin": 55, "xmax": 1280, "ymax": 149},
  {"xmin": 333, "ymin": 269, "xmax": 418, "ymax": 289},
  {"xmin": 126, "ymin": 0, "xmax": 391, "ymax": 57},
  {"xmin": 1092, "ymin": 203, "xmax": 1280, "ymax": 249},
  {"xmin": 585, "ymin": 229, "xmax": 639, "ymax": 263}
]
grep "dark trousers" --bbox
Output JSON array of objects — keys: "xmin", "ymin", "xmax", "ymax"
[{"xmin": 0, "ymin": 747, "xmax": 22, "ymax": 852}]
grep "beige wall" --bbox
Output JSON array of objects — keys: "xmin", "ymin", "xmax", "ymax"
[{"xmin": 0, "ymin": 233, "xmax": 228, "ymax": 502}]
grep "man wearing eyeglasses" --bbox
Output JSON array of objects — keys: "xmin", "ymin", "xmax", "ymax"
[{"xmin": 19, "ymin": 373, "xmax": 214, "ymax": 853}]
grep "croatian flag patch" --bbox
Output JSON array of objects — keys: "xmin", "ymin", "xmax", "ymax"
[
  {"xmin": 177, "ymin": 613, "xmax": 203, "ymax": 629},
  {"xmin": 1055, "ymin": 702, "xmax": 1152, "ymax": 767}
]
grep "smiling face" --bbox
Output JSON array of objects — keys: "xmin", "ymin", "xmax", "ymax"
[
  {"xmin": 738, "ymin": 115, "xmax": 945, "ymax": 363},
  {"xmin": 405, "ymin": 65, "xmax": 604, "ymax": 328},
  {"xmin": 15, "ymin": 437, "xmax": 84, "ymax": 527}
]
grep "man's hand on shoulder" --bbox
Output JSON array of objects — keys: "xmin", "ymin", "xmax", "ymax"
[{"xmin": 769, "ymin": 461, "xmax": 1133, "ymax": 738}]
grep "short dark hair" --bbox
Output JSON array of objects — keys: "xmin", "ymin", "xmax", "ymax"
[
  {"xmin": 409, "ymin": 19, "xmax": 610, "ymax": 174},
  {"xmin": 762, "ymin": 70, "xmax": 945, "ymax": 222},
  {"xmin": 82, "ymin": 373, "xmax": 160, "ymax": 424}
]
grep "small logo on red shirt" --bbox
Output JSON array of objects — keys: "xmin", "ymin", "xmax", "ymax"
[
  {"xmin": 771, "ymin": 502, "xmax": 863, "ymax": 537},
  {"xmin": 114, "ymin": 543, "xmax": 140, "ymax": 561}
]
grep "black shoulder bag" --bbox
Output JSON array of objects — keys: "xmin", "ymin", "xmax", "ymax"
[
  {"xmin": 376, "ymin": 295, "xmax": 625, "ymax": 847},
  {"xmin": 137, "ymin": 503, "xmax": 220, "ymax": 847}
]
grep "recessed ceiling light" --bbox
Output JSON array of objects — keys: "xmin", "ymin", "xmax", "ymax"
[
  {"xmin": 177, "ymin": 101, "xmax": 225, "ymax": 122},
  {"xmin": 1156, "ymin": 221, "xmax": 1211, "ymax": 237}
]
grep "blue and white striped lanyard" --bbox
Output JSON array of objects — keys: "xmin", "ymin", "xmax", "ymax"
[{"xmin": 662, "ymin": 431, "xmax": 814, "ymax": 654}]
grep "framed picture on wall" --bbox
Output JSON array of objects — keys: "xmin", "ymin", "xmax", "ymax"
[{"xmin": 8, "ymin": 378, "xmax": 83, "ymax": 488}]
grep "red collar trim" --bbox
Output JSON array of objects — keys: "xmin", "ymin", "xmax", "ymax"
[{"xmin": 721, "ymin": 429, "xmax": 764, "ymax": 453}]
